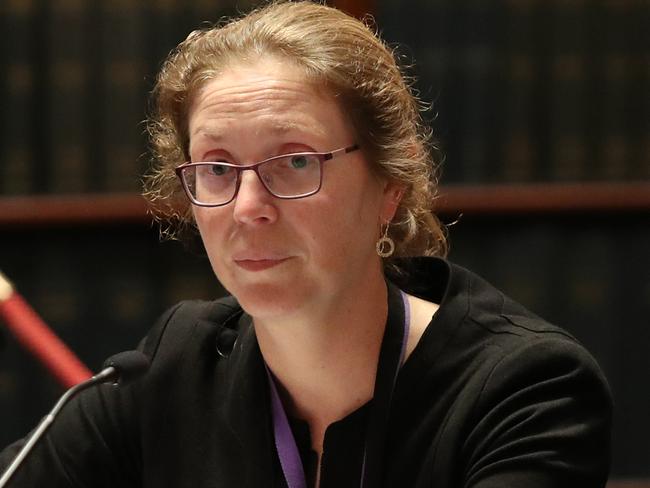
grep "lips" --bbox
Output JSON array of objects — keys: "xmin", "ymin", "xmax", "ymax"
[{"xmin": 234, "ymin": 257, "xmax": 291, "ymax": 271}]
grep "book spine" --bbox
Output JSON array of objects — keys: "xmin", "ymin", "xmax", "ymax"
[
  {"xmin": 100, "ymin": 2, "xmax": 147, "ymax": 192},
  {"xmin": 47, "ymin": 1, "xmax": 89, "ymax": 193},
  {"xmin": 1, "ymin": 6, "xmax": 36, "ymax": 195},
  {"xmin": 456, "ymin": 4, "xmax": 499, "ymax": 183},
  {"xmin": 546, "ymin": 4, "xmax": 587, "ymax": 182},
  {"xmin": 500, "ymin": 3, "xmax": 537, "ymax": 183},
  {"xmin": 594, "ymin": 2, "xmax": 647, "ymax": 181}
]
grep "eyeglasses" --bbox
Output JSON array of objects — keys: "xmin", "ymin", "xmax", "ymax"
[{"xmin": 176, "ymin": 144, "xmax": 360, "ymax": 207}]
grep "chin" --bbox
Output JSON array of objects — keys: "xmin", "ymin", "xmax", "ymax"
[
  {"xmin": 237, "ymin": 295, "xmax": 302, "ymax": 322},
  {"xmin": 226, "ymin": 281, "xmax": 309, "ymax": 320}
]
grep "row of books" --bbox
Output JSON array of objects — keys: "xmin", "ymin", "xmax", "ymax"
[
  {"xmin": 0, "ymin": 0, "xmax": 255, "ymax": 196},
  {"xmin": 1, "ymin": 0, "xmax": 648, "ymax": 196},
  {"xmin": 1, "ymin": 216, "xmax": 649, "ymax": 474},
  {"xmin": 375, "ymin": 0, "xmax": 650, "ymax": 183}
]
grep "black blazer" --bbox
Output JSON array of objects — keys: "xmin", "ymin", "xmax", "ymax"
[{"xmin": 0, "ymin": 258, "xmax": 613, "ymax": 487}]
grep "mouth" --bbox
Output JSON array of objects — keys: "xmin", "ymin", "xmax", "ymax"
[{"xmin": 234, "ymin": 257, "xmax": 291, "ymax": 272}]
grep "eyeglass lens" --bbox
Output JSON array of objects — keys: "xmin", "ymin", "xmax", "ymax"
[{"xmin": 182, "ymin": 153, "xmax": 322, "ymax": 205}]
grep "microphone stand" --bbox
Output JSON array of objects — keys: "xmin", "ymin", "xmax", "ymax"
[{"xmin": 0, "ymin": 367, "xmax": 118, "ymax": 487}]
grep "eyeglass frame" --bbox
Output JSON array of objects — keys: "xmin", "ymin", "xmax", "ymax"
[{"xmin": 175, "ymin": 143, "xmax": 360, "ymax": 207}]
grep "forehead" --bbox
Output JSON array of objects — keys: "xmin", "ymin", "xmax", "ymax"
[{"xmin": 187, "ymin": 59, "xmax": 353, "ymax": 149}]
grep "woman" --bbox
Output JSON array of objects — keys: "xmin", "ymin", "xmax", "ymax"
[{"xmin": 1, "ymin": 2, "xmax": 611, "ymax": 487}]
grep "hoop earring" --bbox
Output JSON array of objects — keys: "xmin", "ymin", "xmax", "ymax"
[{"xmin": 376, "ymin": 224, "xmax": 395, "ymax": 258}]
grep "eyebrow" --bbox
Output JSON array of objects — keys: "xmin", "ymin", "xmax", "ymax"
[{"xmin": 191, "ymin": 120, "xmax": 326, "ymax": 141}]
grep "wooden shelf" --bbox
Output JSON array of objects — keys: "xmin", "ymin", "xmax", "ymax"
[
  {"xmin": 434, "ymin": 181, "xmax": 650, "ymax": 216},
  {"xmin": 0, "ymin": 182, "xmax": 648, "ymax": 227},
  {"xmin": 0, "ymin": 193, "xmax": 150, "ymax": 227}
]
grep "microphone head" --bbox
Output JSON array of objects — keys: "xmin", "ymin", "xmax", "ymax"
[{"xmin": 101, "ymin": 350, "xmax": 150, "ymax": 386}]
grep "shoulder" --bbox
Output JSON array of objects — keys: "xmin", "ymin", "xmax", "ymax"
[
  {"xmin": 127, "ymin": 295, "xmax": 251, "ymax": 412},
  {"xmin": 140, "ymin": 296, "xmax": 243, "ymax": 359},
  {"xmin": 394, "ymin": 258, "xmax": 613, "ymax": 484},
  {"xmin": 132, "ymin": 296, "xmax": 249, "ymax": 390},
  {"xmin": 441, "ymin": 259, "xmax": 612, "ymax": 410},
  {"xmin": 475, "ymin": 332, "xmax": 611, "ymax": 410},
  {"xmin": 452, "ymin": 269, "xmax": 613, "ymax": 485},
  {"xmin": 459, "ymin": 331, "xmax": 613, "ymax": 485},
  {"xmin": 394, "ymin": 257, "xmax": 588, "ymax": 360},
  {"xmin": 402, "ymin": 255, "xmax": 612, "ymax": 404}
]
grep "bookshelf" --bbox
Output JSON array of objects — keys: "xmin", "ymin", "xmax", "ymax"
[{"xmin": 1, "ymin": 182, "xmax": 649, "ymax": 227}]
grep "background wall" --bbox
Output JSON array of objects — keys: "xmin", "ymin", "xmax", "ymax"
[{"xmin": 1, "ymin": 0, "xmax": 648, "ymax": 480}]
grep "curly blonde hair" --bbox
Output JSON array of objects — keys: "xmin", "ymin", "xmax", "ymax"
[{"xmin": 144, "ymin": 0, "xmax": 447, "ymax": 262}]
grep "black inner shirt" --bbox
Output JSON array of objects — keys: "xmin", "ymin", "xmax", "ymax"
[{"xmin": 288, "ymin": 402, "xmax": 371, "ymax": 488}]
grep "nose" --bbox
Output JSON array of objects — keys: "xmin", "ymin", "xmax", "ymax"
[{"xmin": 232, "ymin": 169, "xmax": 278, "ymax": 225}]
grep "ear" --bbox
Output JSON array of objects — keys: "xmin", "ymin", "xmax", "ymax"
[{"xmin": 380, "ymin": 180, "xmax": 405, "ymax": 223}]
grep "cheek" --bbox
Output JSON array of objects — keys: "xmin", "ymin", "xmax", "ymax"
[
  {"xmin": 300, "ymin": 192, "xmax": 380, "ymax": 265},
  {"xmin": 193, "ymin": 209, "xmax": 211, "ymax": 244},
  {"xmin": 194, "ymin": 207, "xmax": 226, "ymax": 235},
  {"xmin": 193, "ymin": 208, "xmax": 228, "ymax": 265}
]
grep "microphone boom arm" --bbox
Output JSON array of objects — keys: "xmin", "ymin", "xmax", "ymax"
[
  {"xmin": 0, "ymin": 367, "xmax": 117, "ymax": 487},
  {"xmin": 0, "ymin": 350, "xmax": 149, "ymax": 488}
]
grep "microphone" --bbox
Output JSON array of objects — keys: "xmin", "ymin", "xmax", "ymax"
[
  {"xmin": 0, "ymin": 351, "xmax": 150, "ymax": 487},
  {"xmin": 101, "ymin": 350, "xmax": 151, "ymax": 386}
]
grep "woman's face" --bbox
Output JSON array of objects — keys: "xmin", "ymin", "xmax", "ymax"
[{"xmin": 188, "ymin": 58, "xmax": 400, "ymax": 321}]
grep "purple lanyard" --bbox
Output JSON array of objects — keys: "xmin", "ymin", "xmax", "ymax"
[{"xmin": 266, "ymin": 288, "xmax": 411, "ymax": 488}]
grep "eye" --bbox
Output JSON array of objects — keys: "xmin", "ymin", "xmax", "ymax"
[
  {"xmin": 210, "ymin": 164, "xmax": 231, "ymax": 176},
  {"xmin": 290, "ymin": 155, "xmax": 309, "ymax": 169}
]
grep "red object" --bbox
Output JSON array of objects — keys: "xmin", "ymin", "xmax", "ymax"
[{"xmin": 0, "ymin": 276, "xmax": 92, "ymax": 388}]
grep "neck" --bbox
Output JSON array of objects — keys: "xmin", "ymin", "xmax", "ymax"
[{"xmin": 254, "ymin": 275, "xmax": 389, "ymax": 450}]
